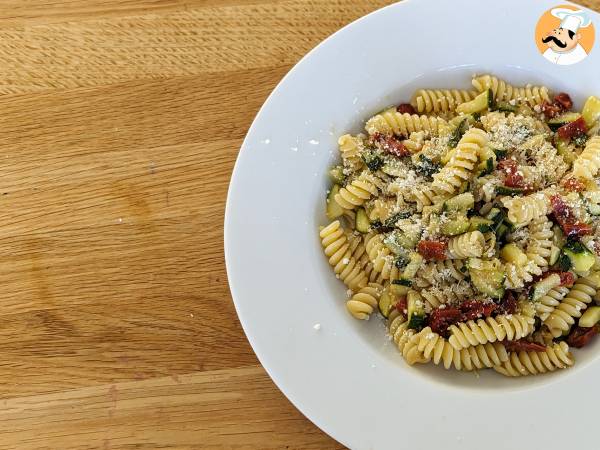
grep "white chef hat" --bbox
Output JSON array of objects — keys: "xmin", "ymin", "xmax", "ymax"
[{"xmin": 551, "ymin": 8, "xmax": 592, "ymax": 33}]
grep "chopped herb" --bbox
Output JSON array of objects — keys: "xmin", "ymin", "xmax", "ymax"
[
  {"xmin": 415, "ymin": 155, "xmax": 441, "ymax": 178},
  {"xmin": 362, "ymin": 150, "xmax": 384, "ymax": 171},
  {"xmin": 448, "ymin": 118, "xmax": 468, "ymax": 148},
  {"xmin": 408, "ymin": 314, "xmax": 426, "ymax": 331},
  {"xmin": 557, "ymin": 251, "xmax": 572, "ymax": 271},
  {"xmin": 394, "ymin": 255, "xmax": 410, "ymax": 269},
  {"xmin": 573, "ymin": 133, "xmax": 589, "ymax": 147},
  {"xmin": 392, "ymin": 279, "xmax": 412, "ymax": 287}
]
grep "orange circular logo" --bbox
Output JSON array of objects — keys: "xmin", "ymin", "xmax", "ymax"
[{"xmin": 535, "ymin": 4, "xmax": 595, "ymax": 65}]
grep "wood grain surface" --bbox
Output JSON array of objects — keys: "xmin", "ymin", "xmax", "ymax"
[{"xmin": 2, "ymin": 0, "xmax": 599, "ymax": 448}]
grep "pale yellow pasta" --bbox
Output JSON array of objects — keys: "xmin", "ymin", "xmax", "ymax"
[
  {"xmin": 573, "ymin": 136, "xmax": 600, "ymax": 180},
  {"xmin": 346, "ymin": 283, "xmax": 383, "ymax": 320},
  {"xmin": 432, "ymin": 128, "xmax": 488, "ymax": 195},
  {"xmin": 472, "ymin": 74, "xmax": 550, "ymax": 106},
  {"xmin": 543, "ymin": 273, "xmax": 600, "ymax": 337},
  {"xmin": 501, "ymin": 192, "xmax": 550, "ymax": 228},
  {"xmin": 414, "ymin": 260, "xmax": 467, "ymax": 288},
  {"xmin": 448, "ymin": 314, "xmax": 535, "ymax": 350},
  {"xmin": 408, "ymin": 327, "xmax": 509, "ymax": 371},
  {"xmin": 319, "ymin": 221, "xmax": 367, "ymax": 290},
  {"xmin": 493, "ymin": 342, "xmax": 574, "ymax": 377},
  {"xmin": 535, "ymin": 286, "xmax": 571, "ymax": 321},
  {"xmin": 410, "ymin": 89, "xmax": 477, "ymax": 114},
  {"xmin": 365, "ymin": 109, "xmax": 449, "ymax": 136},
  {"xmin": 337, "ymin": 134, "xmax": 365, "ymax": 171},
  {"xmin": 364, "ymin": 233, "xmax": 400, "ymax": 281},
  {"xmin": 525, "ymin": 216, "xmax": 555, "ymax": 269},
  {"xmin": 334, "ymin": 171, "xmax": 379, "ymax": 210},
  {"xmin": 420, "ymin": 283, "xmax": 475, "ymax": 309},
  {"xmin": 446, "ymin": 231, "xmax": 485, "ymax": 259}
]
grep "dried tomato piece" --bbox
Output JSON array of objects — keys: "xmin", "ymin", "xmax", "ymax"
[
  {"xmin": 396, "ymin": 103, "xmax": 416, "ymax": 114},
  {"xmin": 372, "ymin": 133, "xmax": 410, "ymax": 158},
  {"xmin": 541, "ymin": 101, "xmax": 562, "ymax": 119},
  {"xmin": 557, "ymin": 117, "xmax": 588, "ymax": 141},
  {"xmin": 562, "ymin": 221, "xmax": 593, "ymax": 238},
  {"xmin": 503, "ymin": 339, "xmax": 547, "ymax": 352},
  {"xmin": 497, "ymin": 291, "xmax": 518, "ymax": 315},
  {"xmin": 566, "ymin": 326, "xmax": 598, "ymax": 348},
  {"xmin": 542, "ymin": 270, "xmax": 576, "ymax": 287},
  {"xmin": 459, "ymin": 300, "xmax": 497, "ymax": 321},
  {"xmin": 554, "ymin": 93, "xmax": 573, "ymax": 111},
  {"xmin": 497, "ymin": 159, "xmax": 524, "ymax": 188},
  {"xmin": 429, "ymin": 307, "xmax": 461, "ymax": 337},
  {"xmin": 561, "ymin": 176, "xmax": 587, "ymax": 193},
  {"xmin": 417, "ymin": 240, "xmax": 447, "ymax": 261},
  {"xmin": 395, "ymin": 296, "xmax": 407, "ymax": 314},
  {"xmin": 550, "ymin": 194, "xmax": 570, "ymax": 218}
]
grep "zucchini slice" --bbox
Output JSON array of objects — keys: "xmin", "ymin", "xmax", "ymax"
[
  {"xmin": 548, "ymin": 112, "xmax": 582, "ymax": 131},
  {"xmin": 530, "ymin": 273, "xmax": 561, "ymax": 302},
  {"xmin": 407, "ymin": 290, "xmax": 426, "ymax": 330},
  {"xmin": 326, "ymin": 185, "xmax": 344, "ymax": 220},
  {"xmin": 468, "ymin": 258, "xmax": 505, "ymax": 299},
  {"xmin": 556, "ymin": 138, "xmax": 577, "ymax": 165},
  {"xmin": 563, "ymin": 240, "xmax": 595, "ymax": 273},
  {"xmin": 378, "ymin": 289, "xmax": 395, "ymax": 318},
  {"xmin": 443, "ymin": 192, "xmax": 474, "ymax": 213},
  {"xmin": 355, "ymin": 208, "xmax": 370, "ymax": 233},
  {"xmin": 328, "ymin": 165, "xmax": 345, "ymax": 185},
  {"xmin": 441, "ymin": 215, "xmax": 470, "ymax": 236},
  {"xmin": 469, "ymin": 216, "xmax": 495, "ymax": 233},
  {"xmin": 456, "ymin": 90, "xmax": 491, "ymax": 114},
  {"xmin": 496, "ymin": 186, "xmax": 524, "ymax": 196}
]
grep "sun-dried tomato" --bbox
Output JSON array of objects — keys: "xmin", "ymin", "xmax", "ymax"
[
  {"xmin": 541, "ymin": 101, "xmax": 562, "ymax": 119},
  {"xmin": 372, "ymin": 133, "xmax": 410, "ymax": 158},
  {"xmin": 561, "ymin": 177, "xmax": 587, "ymax": 193},
  {"xmin": 503, "ymin": 340, "xmax": 547, "ymax": 352},
  {"xmin": 550, "ymin": 194, "xmax": 593, "ymax": 238},
  {"xmin": 566, "ymin": 326, "xmax": 598, "ymax": 348},
  {"xmin": 497, "ymin": 158, "xmax": 524, "ymax": 188},
  {"xmin": 417, "ymin": 240, "xmax": 447, "ymax": 260},
  {"xmin": 396, "ymin": 103, "xmax": 416, "ymax": 114},
  {"xmin": 459, "ymin": 300, "xmax": 497, "ymax": 321},
  {"xmin": 554, "ymin": 93, "xmax": 573, "ymax": 111},
  {"xmin": 429, "ymin": 307, "xmax": 461, "ymax": 337},
  {"xmin": 497, "ymin": 291, "xmax": 518, "ymax": 315},
  {"xmin": 557, "ymin": 117, "xmax": 587, "ymax": 141},
  {"xmin": 395, "ymin": 296, "xmax": 407, "ymax": 314}
]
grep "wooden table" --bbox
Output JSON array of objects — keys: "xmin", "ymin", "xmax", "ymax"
[{"xmin": 2, "ymin": 0, "xmax": 599, "ymax": 448}]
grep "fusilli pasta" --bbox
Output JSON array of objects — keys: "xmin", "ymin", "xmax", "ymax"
[{"xmin": 493, "ymin": 342, "xmax": 574, "ymax": 377}]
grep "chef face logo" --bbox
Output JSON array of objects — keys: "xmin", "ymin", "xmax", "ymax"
[{"xmin": 535, "ymin": 5, "xmax": 595, "ymax": 65}]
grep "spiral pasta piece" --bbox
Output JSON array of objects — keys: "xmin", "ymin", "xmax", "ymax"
[
  {"xmin": 403, "ymin": 131, "xmax": 426, "ymax": 153},
  {"xmin": 365, "ymin": 233, "xmax": 400, "ymax": 281},
  {"xmin": 411, "ymin": 183, "xmax": 445, "ymax": 212},
  {"xmin": 573, "ymin": 136, "xmax": 600, "ymax": 180},
  {"xmin": 448, "ymin": 314, "xmax": 535, "ymax": 350},
  {"xmin": 472, "ymin": 75, "xmax": 550, "ymax": 106},
  {"xmin": 543, "ymin": 273, "xmax": 600, "ymax": 337},
  {"xmin": 493, "ymin": 342, "xmax": 574, "ymax": 377},
  {"xmin": 334, "ymin": 171, "xmax": 379, "ymax": 210},
  {"xmin": 446, "ymin": 231, "xmax": 485, "ymax": 259},
  {"xmin": 432, "ymin": 128, "xmax": 488, "ymax": 195},
  {"xmin": 389, "ymin": 318, "xmax": 430, "ymax": 365},
  {"xmin": 525, "ymin": 216, "xmax": 554, "ymax": 269},
  {"xmin": 337, "ymin": 134, "xmax": 364, "ymax": 171},
  {"xmin": 410, "ymin": 89, "xmax": 477, "ymax": 114},
  {"xmin": 414, "ymin": 260, "xmax": 467, "ymax": 288},
  {"xmin": 408, "ymin": 327, "xmax": 509, "ymax": 370},
  {"xmin": 420, "ymin": 283, "xmax": 475, "ymax": 309},
  {"xmin": 365, "ymin": 109, "xmax": 449, "ymax": 136},
  {"xmin": 346, "ymin": 283, "xmax": 384, "ymax": 320},
  {"xmin": 319, "ymin": 221, "xmax": 367, "ymax": 290},
  {"xmin": 501, "ymin": 192, "xmax": 550, "ymax": 228},
  {"xmin": 535, "ymin": 286, "xmax": 571, "ymax": 321}
]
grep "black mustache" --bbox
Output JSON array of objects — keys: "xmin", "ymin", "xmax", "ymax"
[{"xmin": 542, "ymin": 35, "xmax": 567, "ymax": 48}]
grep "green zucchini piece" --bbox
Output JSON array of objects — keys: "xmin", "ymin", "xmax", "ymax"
[
  {"xmin": 469, "ymin": 216, "xmax": 494, "ymax": 233},
  {"xmin": 402, "ymin": 253, "xmax": 424, "ymax": 279},
  {"xmin": 328, "ymin": 165, "xmax": 345, "ymax": 185},
  {"xmin": 557, "ymin": 251, "xmax": 572, "ymax": 271},
  {"xmin": 443, "ymin": 192, "xmax": 474, "ymax": 213},
  {"xmin": 407, "ymin": 290, "xmax": 426, "ymax": 330},
  {"xmin": 378, "ymin": 290, "xmax": 395, "ymax": 318},
  {"xmin": 362, "ymin": 150, "xmax": 384, "ymax": 171},
  {"xmin": 407, "ymin": 314, "xmax": 426, "ymax": 331},
  {"xmin": 500, "ymin": 243, "xmax": 528, "ymax": 265},
  {"xmin": 496, "ymin": 186, "xmax": 524, "ymax": 196},
  {"xmin": 530, "ymin": 273, "xmax": 561, "ymax": 302},
  {"xmin": 582, "ymin": 95, "xmax": 600, "ymax": 128},
  {"xmin": 548, "ymin": 112, "xmax": 582, "ymax": 131},
  {"xmin": 494, "ymin": 148, "xmax": 508, "ymax": 160},
  {"xmin": 448, "ymin": 118, "xmax": 469, "ymax": 148},
  {"xmin": 326, "ymin": 185, "xmax": 344, "ymax": 220},
  {"xmin": 355, "ymin": 208, "xmax": 370, "ymax": 233},
  {"xmin": 495, "ymin": 101, "xmax": 518, "ymax": 113},
  {"xmin": 573, "ymin": 133, "xmax": 589, "ymax": 147},
  {"xmin": 476, "ymin": 157, "xmax": 495, "ymax": 177},
  {"xmin": 556, "ymin": 138, "xmax": 577, "ymax": 165},
  {"xmin": 441, "ymin": 215, "xmax": 470, "ymax": 236},
  {"xmin": 486, "ymin": 88, "xmax": 496, "ymax": 110},
  {"xmin": 468, "ymin": 258, "xmax": 505, "ymax": 299},
  {"xmin": 579, "ymin": 306, "xmax": 600, "ymax": 328},
  {"xmin": 563, "ymin": 241, "xmax": 595, "ymax": 273},
  {"xmin": 456, "ymin": 90, "xmax": 490, "ymax": 114},
  {"xmin": 485, "ymin": 208, "xmax": 505, "ymax": 232},
  {"xmin": 392, "ymin": 278, "xmax": 412, "ymax": 287},
  {"xmin": 496, "ymin": 223, "xmax": 509, "ymax": 241},
  {"xmin": 415, "ymin": 155, "xmax": 441, "ymax": 178}
]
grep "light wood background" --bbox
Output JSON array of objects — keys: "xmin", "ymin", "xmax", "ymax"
[{"xmin": 1, "ymin": 0, "xmax": 599, "ymax": 449}]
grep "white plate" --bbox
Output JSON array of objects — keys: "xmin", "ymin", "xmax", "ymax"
[{"xmin": 225, "ymin": 1, "xmax": 600, "ymax": 448}]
